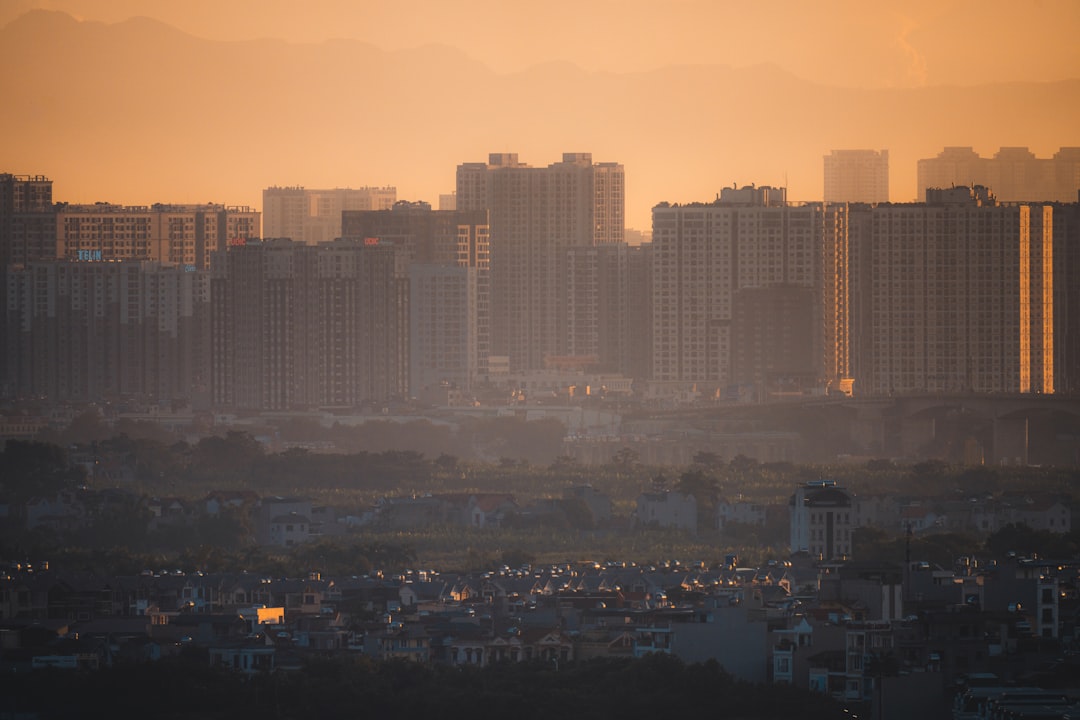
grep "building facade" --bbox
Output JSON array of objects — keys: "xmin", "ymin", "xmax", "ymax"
[
  {"xmin": 789, "ymin": 480, "xmax": 854, "ymax": 559},
  {"xmin": 342, "ymin": 202, "xmax": 491, "ymax": 389},
  {"xmin": 409, "ymin": 264, "xmax": 479, "ymax": 394},
  {"xmin": 650, "ymin": 186, "xmax": 849, "ymax": 398},
  {"xmin": 55, "ymin": 203, "xmax": 260, "ymax": 270},
  {"xmin": 565, "ymin": 242, "xmax": 633, "ymax": 373},
  {"xmin": 456, "ymin": 153, "xmax": 625, "ymax": 372},
  {"xmin": 262, "ymin": 186, "xmax": 396, "ymax": 244},
  {"xmin": 3, "ymin": 260, "xmax": 210, "ymax": 404},
  {"xmin": 823, "ymin": 149, "xmax": 889, "ymax": 204},
  {"xmin": 210, "ymin": 238, "xmax": 406, "ymax": 411},
  {"xmin": 849, "ymin": 186, "xmax": 1053, "ymax": 395},
  {"xmin": 0, "ymin": 173, "xmax": 56, "ymax": 266},
  {"xmin": 916, "ymin": 146, "xmax": 1080, "ymax": 202}
]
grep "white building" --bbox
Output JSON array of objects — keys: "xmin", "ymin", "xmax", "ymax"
[
  {"xmin": 635, "ymin": 491, "xmax": 697, "ymax": 534},
  {"xmin": 789, "ymin": 480, "xmax": 855, "ymax": 559}
]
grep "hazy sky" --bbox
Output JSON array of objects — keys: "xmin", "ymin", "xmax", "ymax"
[
  {"xmin": 3, "ymin": 1, "xmax": 1078, "ymax": 230},
  {"xmin": 5, "ymin": 0, "xmax": 1080, "ymax": 87}
]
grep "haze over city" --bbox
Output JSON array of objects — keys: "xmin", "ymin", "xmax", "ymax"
[
  {"xmin": 5, "ymin": 3, "xmax": 1080, "ymax": 715},
  {"xmin": 2, "ymin": 0, "xmax": 1079, "ymax": 230}
]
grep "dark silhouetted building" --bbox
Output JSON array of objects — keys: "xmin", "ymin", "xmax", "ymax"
[
  {"xmin": 3, "ymin": 260, "xmax": 210, "ymax": 404},
  {"xmin": 211, "ymin": 238, "xmax": 405, "ymax": 411}
]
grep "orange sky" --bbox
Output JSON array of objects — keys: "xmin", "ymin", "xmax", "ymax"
[
  {"xmin": 2, "ymin": 1, "xmax": 1079, "ymax": 230},
  {"xmin": 6, "ymin": 0, "xmax": 1080, "ymax": 86}
]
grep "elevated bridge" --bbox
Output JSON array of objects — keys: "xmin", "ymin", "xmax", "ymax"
[{"xmin": 626, "ymin": 394, "xmax": 1080, "ymax": 465}]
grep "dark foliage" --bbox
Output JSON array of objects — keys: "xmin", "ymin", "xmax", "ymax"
[{"xmin": 0, "ymin": 653, "xmax": 848, "ymax": 720}]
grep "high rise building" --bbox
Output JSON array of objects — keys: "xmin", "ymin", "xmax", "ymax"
[
  {"xmin": 342, "ymin": 202, "xmax": 490, "ymax": 390},
  {"xmin": 262, "ymin": 186, "xmax": 396, "ymax": 244},
  {"xmin": 56, "ymin": 203, "xmax": 260, "ymax": 270},
  {"xmin": 823, "ymin": 149, "xmax": 889, "ymax": 204},
  {"xmin": 848, "ymin": 186, "xmax": 1053, "ymax": 395},
  {"xmin": 456, "ymin": 152, "xmax": 625, "ymax": 372},
  {"xmin": 341, "ymin": 202, "xmax": 489, "ymax": 267},
  {"xmin": 1054, "ymin": 201, "xmax": 1080, "ymax": 394},
  {"xmin": 210, "ymin": 238, "xmax": 405, "ymax": 411},
  {"xmin": 625, "ymin": 243, "xmax": 654, "ymax": 382},
  {"xmin": 566, "ymin": 242, "xmax": 635, "ymax": 373},
  {"xmin": 3, "ymin": 260, "xmax": 210, "ymax": 404},
  {"xmin": 409, "ymin": 264, "xmax": 478, "ymax": 394},
  {"xmin": 0, "ymin": 173, "xmax": 56, "ymax": 266},
  {"xmin": 650, "ymin": 186, "xmax": 849, "ymax": 398},
  {"xmin": 916, "ymin": 147, "xmax": 1080, "ymax": 202}
]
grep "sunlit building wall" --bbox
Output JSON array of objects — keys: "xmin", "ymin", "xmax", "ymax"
[
  {"xmin": 823, "ymin": 149, "xmax": 889, "ymax": 204},
  {"xmin": 566, "ymin": 242, "xmax": 631, "ymax": 373},
  {"xmin": 262, "ymin": 186, "xmax": 396, "ymax": 244},
  {"xmin": 850, "ymin": 186, "xmax": 1053, "ymax": 395},
  {"xmin": 456, "ymin": 152, "xmax": 625, "ymax": 372},
  {"xmin": 55, "ymin": 203, "xmax": 260, "ymax": 270}
]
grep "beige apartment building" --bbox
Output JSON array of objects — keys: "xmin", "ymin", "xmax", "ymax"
[
  {"xmin": 650, "ymin": 186, "xmax": 849, "ymax": 398},
  {"xmin": 823, "ymin": 149, "xmax": 889, "ymax": 204},
  {"xmin": 341, "ymin": 202, "xmax": 491, "ymax": 388},
  {"xmin": 56, "ymin": 203, "xmax": 260, "ymax": 270},
  {"xmin": 456, "ymin": 153, "xmax": 625, "ymax": 372},
  {"xmin": 262, "ymin": 186, "xmax": 396, "ymax": 244},
  {"xmin": 210, "ymin": 238, "xmax": 405, "ymax": 411},
  {"xmin": 849, "ymin": 186, "xmax": 1053, "ymax": 395}
]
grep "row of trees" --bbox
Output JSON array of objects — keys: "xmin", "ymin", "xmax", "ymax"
[{"xmin": 0, "ymin": 652, "xmax": 851, "ymax": 720}]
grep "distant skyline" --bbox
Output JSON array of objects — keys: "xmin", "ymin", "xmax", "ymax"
[
  {"xmin": 5, "ymin": 0, "xmax": 1080, "ymax": 86},
  {"xmin": 2, "ymin": 2, "xmax": 1078, "ymax": 230}
]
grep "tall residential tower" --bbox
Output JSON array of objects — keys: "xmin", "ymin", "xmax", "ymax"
[
  {"xmin": 456, "ymin": 153, "xmax": 625, "ymax": 372},
  {"xmin": 823, "ymin": 149, "xmax": 889, "ymax": 204}
]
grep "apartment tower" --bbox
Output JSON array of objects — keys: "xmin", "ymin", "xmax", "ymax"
[
  {"xmin": 56, "ymin": 203, "xmax": 260, "ymax": 270},
  {"xmin": 262, "ymin": 186, "xmax": 396, "ymax": 244},
  {"xmin": 210, "ymin": 238, "xmax": 405, "ymax": 411},
  {"xmin": 456, "ymin": 153, "xmax": 625, "ymax": 372},
  {"xmin": 849, "ymin": 186, "xmax": 1053, "ymax": 395},
  {"xmin": 342, "ymin": 202, "xmax": 490, "ymax": 392},
  {"xmin": 916, "ymin": 147, "xmax": 1080, "ymax": 202},
  {"xmin": 650, "ymin": 186, "xmax": 849, "ymax": 398},
  {"xmin": 823, "ymin": 149, "xmax": 889, "ymax": 204},
  {"xmin": 3, "ymin": 261, "xmax": 210, "ymax": 404}
]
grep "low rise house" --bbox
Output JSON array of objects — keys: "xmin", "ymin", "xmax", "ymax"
[{"xmin": 635, "ymin": 491, "xmax": 697, "ymax": 534}]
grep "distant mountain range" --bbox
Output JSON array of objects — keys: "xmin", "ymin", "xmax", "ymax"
[{"xmin": 2, "ymin": 9, "xmax": 1077, "ymax": 229}]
